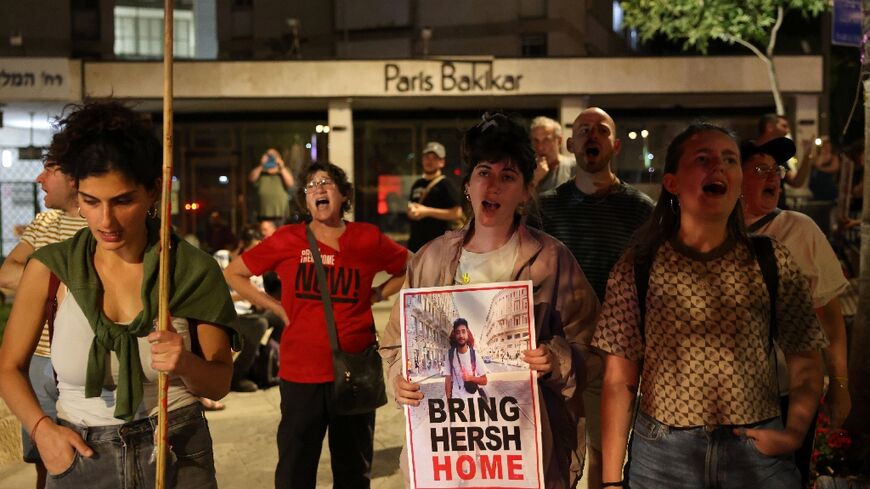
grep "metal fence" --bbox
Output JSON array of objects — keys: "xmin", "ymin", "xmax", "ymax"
[{"xmin": 0, "ymin": 182, "xmax": 40, "ymax": 257}]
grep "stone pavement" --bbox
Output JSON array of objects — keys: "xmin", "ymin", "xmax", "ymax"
[{"xmin": 0, "ymin": 299, "xmax": 588, "ymax": 489}]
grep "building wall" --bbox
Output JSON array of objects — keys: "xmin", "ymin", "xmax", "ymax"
[{"xmin": 0, "ymin": 1, "xmax": 72, "ymax": 57}]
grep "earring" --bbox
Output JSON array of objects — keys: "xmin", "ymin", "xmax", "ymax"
[
  {"xmin": 669, "ymin": 196, "xmax": 680, "ymax": 215},
  {"xmin": 78, "ymin": 207, "xmax": 84, "ymax": 219},
  {"xmin": 464, "ymin": 192, "xmax": 470, "ymax": 201},
  {"xmin": 147, "ymin": 206, "xmax": 158, "ymax": 219}
]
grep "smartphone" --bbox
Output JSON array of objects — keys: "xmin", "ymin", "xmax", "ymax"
[{"xmin": 264, "ymin": 155, "xmax": 277, "ymax": 170}]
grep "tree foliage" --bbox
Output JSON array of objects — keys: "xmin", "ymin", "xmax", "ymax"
[{"xmin": 620, "ymin": 0, "xmax": 827, "ymax": 54}]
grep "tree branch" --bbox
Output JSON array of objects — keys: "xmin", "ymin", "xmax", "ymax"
[
  {"xmin": 729, "ymin": 36, "xmax": 769, "ymax": 63},
  {"xmin": 767, "ymin": 5, "xmax": 784, "ymax": 58}
]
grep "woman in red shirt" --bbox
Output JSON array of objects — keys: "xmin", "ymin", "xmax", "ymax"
[{"xmin": 225, "ymin": 161, "xmax": 410, "ymax": 488}]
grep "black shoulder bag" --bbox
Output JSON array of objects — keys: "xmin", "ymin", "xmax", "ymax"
[{"xmin": 305, "ymin": 225, "xmax": 387, "ymax": 415}]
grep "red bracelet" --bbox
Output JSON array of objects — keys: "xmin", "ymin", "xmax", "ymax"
[{"xmin": 30, "ymin": 415, "xmax": 51, "ymax": 444}]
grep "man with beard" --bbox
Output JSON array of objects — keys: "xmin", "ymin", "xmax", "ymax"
[
  {"xmin": 0, "ymin": 159, "xmax": 86, "ymax": 489},
  {"xmin": 530, "ymin": 116, "xmax": 576, "ymax": 193},
  {"xmin": 407, "ymin": 141, "xmax": 463, "ymax": 252},
  {"xmin": 443, "ymin": 318, "xmax": 488, "ymax": 399},
  {"xmin": 536, "ymin": 107, "xmax": 653, "ymax": 489}
]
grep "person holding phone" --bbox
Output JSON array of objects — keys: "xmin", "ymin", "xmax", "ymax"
[{"xmin": 249, "ymin": 148, "xmax": 295, "ymax": 221}]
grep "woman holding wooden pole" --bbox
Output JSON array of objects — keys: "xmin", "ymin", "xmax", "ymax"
[{"xmin": 0, "ymin": 101, "xmax": 238, "ymax": 488}]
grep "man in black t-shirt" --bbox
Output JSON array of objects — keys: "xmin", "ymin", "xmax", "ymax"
[{"xmin": 407, "ymin": 141, "xmax": 463, "ymax": 252}]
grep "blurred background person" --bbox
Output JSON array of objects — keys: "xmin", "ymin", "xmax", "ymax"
[
  {"xmin": 741, "ymin": 136, "xmax": 850, "ymax": 486},
  {"xmin": 406, "ymin": 141, "xmax": 462, "ymax": 252},
  {"xmin": 249, "ymin": 148, "xmax": 294, "ymax": 222},
  {"xmin": 0, "ymin": 156, "xmax": 86, "ymax": 488},
  {"xmin": 530, "ymin": 116, "xmax": 576, "ymax": 193}
]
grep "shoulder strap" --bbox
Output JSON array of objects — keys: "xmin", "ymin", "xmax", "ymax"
[
  {"xmin": 747, "ymin": 208, "xmax": 782, "ymax": 234},
  {"xmin": 634, "ymin": 258, "xmax": 651, "ymax": 340},
  {"xmin": 305, "ymin": 224, "xmax": 342, "ymax": 354},
  {"xmin": 750, "ymin": 235, "xmax": 778, "ymax": 351},
  {"xmin": 45, "ymin": 272, "xmax": 61, "ymax": 346},
  {"xmin": 418, "ymin": 175, "xmax": 446, "ymax": 204}
]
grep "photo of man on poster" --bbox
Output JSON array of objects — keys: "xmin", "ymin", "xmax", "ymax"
[{"xmin": 444, "ymin": 318, "xmax": 488, "ymax": 399}]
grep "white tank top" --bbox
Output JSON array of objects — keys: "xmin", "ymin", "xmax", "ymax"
[{"xmin": 51, "ymin": 287, "xmax": 198, "ymax": 426}]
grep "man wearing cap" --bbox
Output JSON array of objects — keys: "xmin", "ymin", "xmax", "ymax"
[
  {"xmin": 741, "ymin": 136, "xmax": 850, "ymax": 486},
  {"xmin": 755, "ymin": 113, "xmax": 811, "ymax": 209},
  {"xmin": 407, "ymin": 141, "xmax": 463, "ymax": 252}
]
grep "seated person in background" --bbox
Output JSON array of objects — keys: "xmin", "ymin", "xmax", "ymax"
[{"xmin": 214, "ymin": 226, "xmax": 273, "ymax": 392}]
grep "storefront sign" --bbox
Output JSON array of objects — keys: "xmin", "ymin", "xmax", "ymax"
[
  {"xmin": 0, "ymin": 58, "xmax": 81, "ymax": 100},
  {"xmin": 385, "ymin": 61, "xmax": 522, "ymax": 93}
]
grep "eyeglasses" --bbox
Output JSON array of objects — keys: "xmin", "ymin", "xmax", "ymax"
[
  {"xmin": 303, "ymin": 178, "xmax": 335, "ymax": 194},
  {"xmin": 753, "ymin": 165, "xmax": 787, "ymax": 179}
]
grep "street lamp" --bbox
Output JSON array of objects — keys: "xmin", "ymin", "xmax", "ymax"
[{"xmin": 640, "ymin": 129, "xmax": 650, "ymax": 169}]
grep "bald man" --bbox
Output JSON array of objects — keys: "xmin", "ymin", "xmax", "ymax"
[{"xmin": 535, "ymin": 107, "xmax": 654, "ymax": 489}]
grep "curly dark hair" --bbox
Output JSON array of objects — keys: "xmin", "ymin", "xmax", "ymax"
[
  {"xmin": 294, "ymin": 161, "xmax": 354, "ymax": 216},
  {"xmin": 462, "ymin": 112, "xmax": 536, "ymax": 185},
  {"xmin": 47, "ymin": 101, "xmax": 161, "ymax": 191}
]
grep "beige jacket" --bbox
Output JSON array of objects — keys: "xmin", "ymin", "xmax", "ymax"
[{"xmin": 380, "ymin": 222, "xmax": 600, "ymax": 488}]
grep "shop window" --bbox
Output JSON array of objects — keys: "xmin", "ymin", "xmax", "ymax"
[
  {"xmin": 114, "ymin": 5, "xmax": 195, "ymax": 58},
  {"xmin": 521, "ymin": 34, "xmax": 547, "ymax": 57}
]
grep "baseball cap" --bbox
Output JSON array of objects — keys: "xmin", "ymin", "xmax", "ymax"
[
  {"xmin": 740, "ymin": 137, "xmax": 796, "ymax": 166},
  {"xmin": 423, "ymin": 141, "xmax": 446, "ymax": 159}
]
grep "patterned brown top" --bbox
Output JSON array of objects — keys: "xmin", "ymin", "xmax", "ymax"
[{"xmin": 592, "ymin": 237, "xmax": 827, "ymax": 427}]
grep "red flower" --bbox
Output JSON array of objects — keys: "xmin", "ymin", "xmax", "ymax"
[{"xmin": 826, "ymin": 431, "xmax": 853, "ymax": 450}]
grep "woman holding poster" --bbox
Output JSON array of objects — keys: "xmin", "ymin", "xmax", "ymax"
[{"xmin": 381, "ymin": 112, "xmax": 600, "ymax": 488}]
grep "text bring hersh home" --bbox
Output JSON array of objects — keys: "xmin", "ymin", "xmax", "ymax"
[{"xmin": 384, "ymin": 61, "xmax": 523, "ymax": 93}]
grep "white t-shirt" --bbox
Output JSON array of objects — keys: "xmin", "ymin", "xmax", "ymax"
[
  {"xmin": 753, "ymin": 210, "xmax": 848, "ymax": 394},
  {"xmin": 52, "ymin": 288, "xmax": 198, "ymax": 426},
  {"xmin": 454, "ymin": 231, "xmax": 520, "ymax": 285},
  {"xmin": 753, "ymin": 210, "xmax": 849, "ymax": 308},
  {"xmin": 442, "ymin": 347, "xmax": 488, "ymax": 398}
]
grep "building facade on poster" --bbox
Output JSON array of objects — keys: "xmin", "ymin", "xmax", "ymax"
[
  {"xmin": 480, "ymin": 287, "xmax": 530, "ymax": 367},
  {"xmin": 405, "ymin": 293, "xmax": 457, "ymax": 374}
]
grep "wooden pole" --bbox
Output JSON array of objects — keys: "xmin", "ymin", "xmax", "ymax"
[{"xmin": 156, "ymin": 1, "xmax": 174, "ymax": 487}]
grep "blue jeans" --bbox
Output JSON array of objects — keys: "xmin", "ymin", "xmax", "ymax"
[
  {"xmin": 626, "ymin": 411, "xmax": 800, "ymax": 489},
  {"xmin": 47, "ymin": 403, "xmax": 217, "ymax": 489},
  {"xmin": 22, "ymin": 355, "xmax": 58, "ymax": 463}
]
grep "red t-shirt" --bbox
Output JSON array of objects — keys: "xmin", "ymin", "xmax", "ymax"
[{"xmin": 241, "ymin": 222, "xmax": 407, "ymax": 383}]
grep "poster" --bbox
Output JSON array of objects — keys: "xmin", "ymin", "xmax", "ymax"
[{"xmin": 400, "ymin": 281, "xmax": 543, "ymax": 489}]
